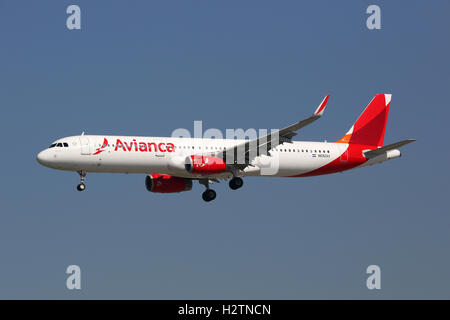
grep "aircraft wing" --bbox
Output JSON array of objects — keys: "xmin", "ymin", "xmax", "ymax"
[
  {"xmin": 215, "ymin": 95, "xmax": 330, "ymax": 169},
  {"xmin": 363, "ymin": 139, "xmax": 416, "ymax": 158}
]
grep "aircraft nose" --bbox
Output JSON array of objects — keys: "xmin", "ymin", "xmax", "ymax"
[{"xmin": 37, "ymin": 150, "xmax": 52, "ymax": 166}]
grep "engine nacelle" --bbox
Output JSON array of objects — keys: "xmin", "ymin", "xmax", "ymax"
[
  {"xmin": 185, "ymin": 155, "xmax": 227, "ymax": 175},
  {"xmin": 145, "ymin": 174, "xmax": 192, "ymax": 193}
]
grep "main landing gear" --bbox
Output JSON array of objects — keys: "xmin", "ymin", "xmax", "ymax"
[
  {"xmin": 202, "ymin": 189, "xmax": 216, "ymax": 202},
  {"xmin": 77, "ymin": 171, "xmax": 86, "ymax": 192},
  {"xmin": 229, "ymin": 177, "xmax": 244, "ymax": 190},
  {"xmin": 199, "ymin": 179, "xmax": 216, "ymax": 202},
  {"xmin": 199, "ymin": 176, "xmax": 244, "ymax": 202}
]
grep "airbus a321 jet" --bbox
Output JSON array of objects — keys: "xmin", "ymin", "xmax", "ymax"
[{"xmin": 37, "ymin": 94, "xmax": 414, "ymax": 202}]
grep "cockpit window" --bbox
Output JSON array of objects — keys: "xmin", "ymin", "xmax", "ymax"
[
  {"xmin": 49, "ymin": 143, "xmax": 56, "ymax": 148},
  {"xmin": 56, "ymin": 143, "xmax": 63, "ymax": 147},
  {"xmin": 63, "ymin": 142, "xmax": 69, "ymax": 147}
]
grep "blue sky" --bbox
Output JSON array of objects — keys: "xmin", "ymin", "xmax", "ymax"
[{"xmin": 0, "ymin": 0, "xmax": 449, "ymax": 299}]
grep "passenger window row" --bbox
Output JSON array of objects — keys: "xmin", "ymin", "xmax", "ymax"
[{"xmin": 275, "ymin": 148, "xmax": 330, "ymax": 153}]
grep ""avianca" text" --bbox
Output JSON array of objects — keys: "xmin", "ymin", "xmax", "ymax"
[{"xmin": 115, "ymin": 139, "xmax": 175, "ymax": 152}]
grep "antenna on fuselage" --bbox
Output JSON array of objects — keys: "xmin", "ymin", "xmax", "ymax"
[{"xmin": 81, "ymin": 131, "xmax": 85, "ymax": 136}]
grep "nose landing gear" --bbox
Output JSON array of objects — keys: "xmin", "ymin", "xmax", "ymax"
[{"xmin": 77, "ymin": 171, "xmax": 86, "ymax": 192}]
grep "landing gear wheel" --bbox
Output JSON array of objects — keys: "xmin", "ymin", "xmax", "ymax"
[
  {"xmin": 229, "ymin": 177, "xmax": 244, "ymax": 190},
  {"xmin": 77, "ymin": 183, "xmax": 86, "ymax": 192},
  {"xmin": 202, "ymin": 189, "xmax": 216, "ymax": 202}
]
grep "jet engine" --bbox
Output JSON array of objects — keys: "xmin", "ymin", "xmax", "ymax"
[
  {"xmin": 145, "ymin": 174, "xmax": 192, "ymax": 193},
  {"xmin": 185, "ymin": 155, "xmax": 227, "ymax": 175}
]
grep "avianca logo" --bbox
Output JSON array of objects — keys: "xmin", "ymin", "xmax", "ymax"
[
  {"xmin": 93, "ymin": 138, "xmax": 108, "ymax": 155},
  {"xmin": 92, "ymin": 138, "xmax": 176, "ymax": 155},
  {"xmin": 114, "ymin": 139, "xmax": 175, "ymax": 153}
]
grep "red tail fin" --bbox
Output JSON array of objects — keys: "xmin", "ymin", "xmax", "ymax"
[{"xmin": 336, "ymin": 94, "xmax": 391, "ymax": 147}]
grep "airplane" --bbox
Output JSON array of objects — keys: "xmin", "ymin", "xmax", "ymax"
[{"xmin": 37, "ymin": 94, "xmax": 415, "ymax": 202}]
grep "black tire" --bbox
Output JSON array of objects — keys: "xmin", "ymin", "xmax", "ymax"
[
  {"xmin": 229, "ymin": 177, "xmax": 244, "ymax": 190},
  {"xmin": 202, "ymin": 189, "xmax": 216, "ymax": 202},
  {"xmin": 77, "ymin": 183, "xmax": 86, "ymax": 192}
]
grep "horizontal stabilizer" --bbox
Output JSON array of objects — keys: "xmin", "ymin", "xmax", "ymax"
[{"xmin": 364, "ymin": 139, "xmax": 416, "ymax": 158}]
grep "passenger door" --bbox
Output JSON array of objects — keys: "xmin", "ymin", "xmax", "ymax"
[
  {"xmin": 80, "ymin": 136, "xmax": 91, "ymax": 155},
  {"xmin": 339, "ymin": 144, "xmax": 348, "ymax": 162}
]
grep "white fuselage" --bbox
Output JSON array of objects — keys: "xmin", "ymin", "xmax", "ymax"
[{"xmin": 36, "ymin": 135, "xmax": 350, "ymax": 178}]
